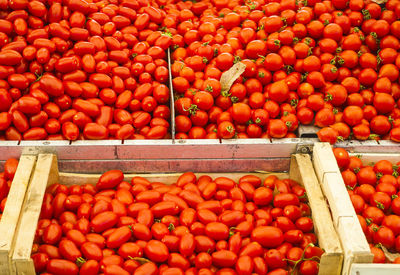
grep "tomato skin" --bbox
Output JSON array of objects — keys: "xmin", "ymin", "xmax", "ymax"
[
  {"xmin": 104, "ymin": 265, "xmax": 130, "ymax": 275},
  {"xmin": 0, "ymin": 112, "xmax": 11, "ymax": 131},
  {"xmin": 107, "ymin": 226, "xmax": 132, "ymax": 249},
  {"xmin": 97, "ymin": 170, "xmax": 124, "ymax": 190},
  {"xmin": 79, "ymin": 259, "xmax": 100, "ymax": 275},
  {"xmin": 235, "ymin": 255, "xmax": 253, "ymax": 275},
  {"xmin": 4, "ymin": 158, "xmax": 18, "ymax": 180},
  {"xmin": 205, "ymin": 222, "xmax": 229, "ymax": 241},
  {"xmin": 146, "ymin": 125, "xmax": 168, "ymax": 139},
  {"xmin": 39, "ymin": 74, "xmax": 64, "ymax": 97},
  {"xmin": 90, "ymin": 211, "xmax": 118, "ymax": 233},
  {"xmin": 32, "ymin": 253, "xmax": 49, "ymax": 274},
  {"xmin": 0, "ymin": 50, "xmax": 22, "ymax": 66},
  {"xmin": 18, "ymin": 96, "xmax": 41, "ymax": 115},
  {"xmin": 46, "ymin": 259, "xmax": 79, "ymax": 275},
  {"xmin": 212, "ymin": 250, "xmax": 237, "ymax": 267},
  {"xmin": 118, "ymin": 242, "xmax": 143, "ymax": 259},
  {"xmin": 59, "ymin": 239, "xmax": 82, "ymax": 262},
  {"xmin": 299, "ymin": 260, "xmax": 319, "ymax": 275},
  {"xmin": 274, "ymin": 193, "xmax": 300, "ymax": 208},
  {"xmin": 251, "ymin": 226, "xmax": 284, "ymax": 248},
  {"xmin": 80, "ymin": 242, "xmax": 103, "ymax": 261},
  {"xmin": 151, "ymin": 201, "xmax": 179, "ymax": 218},
  {"xmin": 38, "ymin": 244, "xmax": 61, "ymax": 259},
  {"xmin": 12, "ymin": 110, "xmax": 29, "ymax": 133},
  {"xmin": 133, "ymin": 262, "xmax": 158, "ymax": 275},
  {"xmin": 145, "ymin": 240, "xmax": 169, "ymax": 263},
  {"xmin": 42, "ymin": 223, "xmax": 62, "ymax": 245},
  {"xmin": 333, "ymin": 148, "xmax": 350, "ymax": 170},
  {"xmin": 179, "ymin": 233, "xmax": 195, "ymax": 257}
]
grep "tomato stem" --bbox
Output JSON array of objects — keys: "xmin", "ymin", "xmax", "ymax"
[
  {"xmin": 130, "ymin": 257, "xmax": 151, "ymax": 265},
  {"xmin": 76, "ymin": 257, "xmax": 86, "ymax": 267},
  {"xmin": 168, "ymin": 223, "xmax": 175, "ymax": 232}
]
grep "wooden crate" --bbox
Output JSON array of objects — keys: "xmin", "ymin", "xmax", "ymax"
[
  {"xmin": 0, "ymin": 155, "xmax": 36, "ymax": 275},
  {"xmin": 313, "ymin": 142, "xmax": 400, "ymax": 275},
  {"xmin": 12, "ymin": 153, "xmax": 343, "ymax": 275}
]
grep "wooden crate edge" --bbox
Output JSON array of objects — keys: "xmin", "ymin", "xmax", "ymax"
[
  {"xmin": 349, "ymin": 263, "xmax": 400, "ymax": 275},
  {"xmin": 313, "ymin": 145, "xmax": 373, "ymax": 273},
  {"xmin": 0, "ymin": 155, "xmax": 36, "ymax": 275},
  {"xmin": 290, "ymin": 154, "xmax": 343, "ymax": 275},
  {"xmin": 11, "ymin": 154, "xmax": 59, "ymax": 275}
]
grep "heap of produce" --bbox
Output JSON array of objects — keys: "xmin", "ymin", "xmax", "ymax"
[
  {"xmin": 0, "ymin": 0, "xmax": 171, "ymax": 140},
  {"xmin": 0, "ymin": 0, "xmax": 400, "ymax": 142},
  {"xmin": 170, "ymin": 0, "xmax": 400, "ymax": 142},
  {"xmin": 32, "ymin": 170, "xmax": 324, "ymax": 275}
]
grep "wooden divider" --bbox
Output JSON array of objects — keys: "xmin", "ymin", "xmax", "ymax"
[
  {"xmin": 0, "ymin": 155, "xmax": 36, "ymax": 275},
  {"xmin": 313, "ymin": 143, "xmax": 373, "ymax": 275},
  {"xmin": 289, "ymin": 154, "xmax": 343, "ymax": 275},
  {"xmin": 12, "ymin": 154, "xmax": 58, "ymax": 275}
]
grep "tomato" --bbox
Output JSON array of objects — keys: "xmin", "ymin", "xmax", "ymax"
[
  {"xmin": 42, "ymin": 223, "xmax": 62, "ymax": 245},
  {"xmin": 252, "ymin": 187, "xmax": 272, "ymax": 206},
  {"xmin": 205, "ymin": 222, "xmax": 229, "ymax": 241},
  {"xmin": 91, "ymin": 211, "xmax": 118, "ymax": 233},
  {"xmin": 4, "ymin": 158, "xmax": 18, "ymax": 180},
  {"xmin": 17, "ymin": 96, "xmax": 41, "ymax": 115},
  {"xmin": 46, "ymin": 259, "xmax": 79, "ymax": 275},
  {"xmin": 104, "ymin": 265, "xmax": 130, "ymax": 275},
  {"xmin": 32, "ymin": 253, "xmax": 49, "ymax": 273},
  {"xmin": 107, "ymin": 226, "xmax": 132, "ymax": 249},
  {"xmin": 218, "ymin": 121, "xmax": 235, "ymax": 139},
  {"xmin": 59, "ymin": 239, "xmax": 81, "ymax": 262},
  {"xmin": 268, "ymin": 119, "xmax": 288, "ymax": 138},
  {"xmin": 0, "ymin": 50, "xmax": 22, "ymax": 66},
  {"xmin": 333, "ymin": 148, "xmax": 350, "ymax": 170},
  {"xmin": 269, "ymin": 81, "xmax": 289, "ymax": 103},
  {"xmin": 145, "ymin": 240, "xmax": 169, "ymax": 262},
  {"xmin": 118, "ymin": 242, "xmax": 143, "ymax": 259},
  {"xmin": 371, "ymin": 247, "xmax": 386, "ymax": 263},
  {"xmin": 80, "ymin": 260, "xmax": 100, "ymax": 275},
  {"xmin": 299, "ymin": 260, "xmax": 319, "ymax": 275},
  {"xmin": 251, "ymin": 226, "xmax": 284, "ymax": 248},
  {"xmin": 212, "ymin": 250, "xmax": 237, "ymax": 268},
  {"xmin": 133, "ymin": 262, "xmax": 158, "ymax": 275},
  {"xmin": 39, "ymin": 74, "xmax": 64, "ymax": 97},
  {"xmin": 231, "ymin": 103, "xmax": 251, "ymax": 124},
  {"xmin": 97, "ymin": 170, "xmax": 124, "ymax": 190}
]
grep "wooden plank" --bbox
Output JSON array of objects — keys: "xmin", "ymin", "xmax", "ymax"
[
  {"xmin": 0, "ymin": 155, "xmax": 36, "ymax": 275},
  {"xmin": 313, "ymin": 142, "xmax": 373, "ymax": 275},
  {"xmin": 12, "ymin": 154, "xmax": 59, "ymax": 275},
  {"xmin": 56, "ymin": 158, "xmax": 291, "ymax": 174},
  {"xmin": 336, "ymin": 140, "xmax": 400, "ymax": 154},
  {"xmin": 313, "ymin": 142, "xmax": 341, "ymax": 183},
  {"xmin": 340, "ymin": 217, "xmax": 374, "ymax": 275},
  {"xmin": 322, "ymin": 173, "xmax": 357, "ymax": 226},
  {"xmin": 290, "ymin": 154, "xmax": 343, "ymax": 275},
  {"xmin": 350, "ymin": 264, "xmax": 400, "ymax": 275}
]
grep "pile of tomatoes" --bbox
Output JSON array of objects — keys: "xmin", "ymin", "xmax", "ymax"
[
  {"xmin": 31, "ymin": 170, "xmax": 324, "ymax": 275},
  {"xmin": 333, "ymin": 148, "xmax": 400, "ymax": 263},
  {"xmin": 2, "ymin": 0, "xmax": 400, "ymax": 142},
  {"xmin": 169, "ymin": 0, "xmax": 400, "ymax": 141},
  {"xmin": 0, "ymin": 158, "xmax": 18, "ymax": 219},
  {"xmin": 0, "ymin": 0, "xmax": 172, "ymax": 140}
]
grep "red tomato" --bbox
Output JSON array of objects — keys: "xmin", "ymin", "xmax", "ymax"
[{"xmin": 251, "ymin": 226, "xmax": 284, "ymax": 248}]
